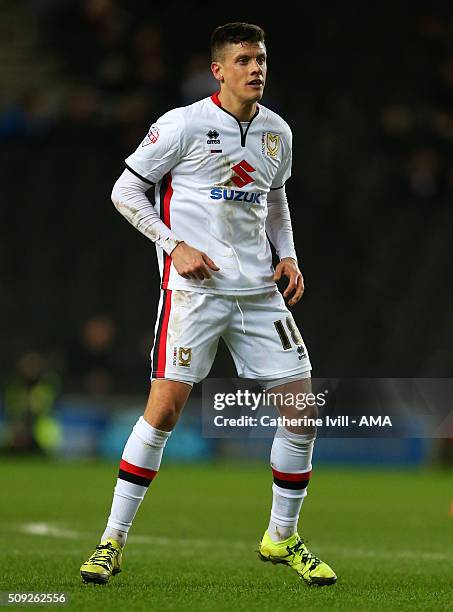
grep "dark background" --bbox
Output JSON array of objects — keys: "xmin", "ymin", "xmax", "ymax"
[{"xmin": 1, "ymin": 0, "xmax": 452, "ymax": 396}]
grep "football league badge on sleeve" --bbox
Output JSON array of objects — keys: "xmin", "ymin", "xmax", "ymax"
[
  {"xmin": 142, "ymin": 125, "xmax": 160, "ymax": 146},
  {"xmin": 262, "ymin": 132, "xmax": 280, "ymax": 158}
]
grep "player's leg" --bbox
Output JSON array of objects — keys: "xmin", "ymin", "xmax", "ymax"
[
  {"xmin": 80, "ymin": 289, "xmax": 225, "ymax": 583},
  {"xmin": 80, "ymin": 380, "xmax": 191, "ymax": 584},
  {"xmin": 258, "ymin": 375, "xmax": 335, "ymax": 585},
  {"xmin": 101, "ymin": 380, "xmax": 192, "ymax": 546},
  {"xmin": 224, "ymin": 290, "xmax": 336, "ymax": 585},
  {"xmin": 265, "ymin": 376, "xmax": 316, "ymax": 543}
]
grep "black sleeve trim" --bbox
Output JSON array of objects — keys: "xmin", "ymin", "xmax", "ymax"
[
  {"xmin": 270, "ymin": 184, "xmax": 285, "ymax": 190},
  {"xmin": 124, "ymin": 163, "xmax": 154, "ymax": 185}
]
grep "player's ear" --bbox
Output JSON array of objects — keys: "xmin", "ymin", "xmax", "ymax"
[{"xmin": 211, "ymin": 61, "xmax": 224, "ymax": 83}]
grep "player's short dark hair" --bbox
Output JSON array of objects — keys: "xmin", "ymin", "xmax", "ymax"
[{"xmin": 211, "ymin": 22, "xmax": 265, "ymax": 61}]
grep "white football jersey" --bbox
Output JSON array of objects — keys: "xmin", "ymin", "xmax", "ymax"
[{"xmin": 125, "ymin": 92, "xmax": 292, "ymax": 295}]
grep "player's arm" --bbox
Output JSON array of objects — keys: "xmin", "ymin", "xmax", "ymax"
[
  {"xmin": 113, "ymin": 109, "xmax": 219, "ymax": 280},
  {"xmin": 111, "ymin": 170, "xmax": 218, "ymax": 280},
  {"xmin": 266, "ymin": 186, "xmax": 304, "ymax": 306},
  {"xmin": 111, "ymin": 169, "xmax": 181, "ymax": 254}
]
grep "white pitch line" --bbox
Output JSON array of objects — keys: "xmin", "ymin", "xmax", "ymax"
[
  {"xmin": 130, "ymin": 536, "xmax": 453, "ymax": 562},
  {"xmin": 319, "ymin": 546, "xmax": 452, "ymax": 562},
  {"xmin": 17, "ymin": 523, "xmax": 453, "ymax": 562},
  {"xmin": 129, "ymin": 534, "xmax": 246, "ymax": 549},
  {"xmin": 19, "ymin": 522, "xmax": 78, "ymax": 539}
]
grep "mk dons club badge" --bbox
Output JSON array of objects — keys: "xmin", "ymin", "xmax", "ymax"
[
  {"xmin": 178, "ymin": 347, "xmax": 192, "ymax": 367},
  {"xmin": 262, "ymin": 132, "xmax": 280, "ymax": 158}
]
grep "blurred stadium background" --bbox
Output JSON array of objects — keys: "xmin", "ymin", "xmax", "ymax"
[
  {"xmin": 1, "ymin": 0, "xmax": 452, "ymax": 462},
  {"xmin": 1, "ymin": 4, "xmax": 453, "ymax": 607}
]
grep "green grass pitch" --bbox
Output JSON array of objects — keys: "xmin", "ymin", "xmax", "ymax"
[{"xmin": 1, "ymin": 458, "xmax": 452, "ymax": 611}]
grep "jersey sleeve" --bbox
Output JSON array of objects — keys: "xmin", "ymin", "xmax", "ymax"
[
  {"xmin": 125, "ymin": 109, "xmax": 185, "ymax": 184},
  {"xmin": 270, "ymin": 124, "xmax": 293, "ymax": 189}
]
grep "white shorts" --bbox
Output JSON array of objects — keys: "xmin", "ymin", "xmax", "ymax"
[{"xmin": 150, "ymin": 289, "xmax": 312, "ymax": 384}]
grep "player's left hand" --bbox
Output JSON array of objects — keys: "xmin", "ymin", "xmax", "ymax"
[{"xmin": 274, "ymin": 257, "xmax": 304, "ymax": 306}]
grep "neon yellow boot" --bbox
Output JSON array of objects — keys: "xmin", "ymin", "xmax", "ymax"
[
  {"xmin": 80, "ymin": 538, "xmax": 122, "ymax": 584},
  {"xmin": 258, "ymin": 531, "xmax": 337, "ymax": 586}
]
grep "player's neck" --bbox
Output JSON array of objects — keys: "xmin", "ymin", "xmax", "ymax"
[{"xmin": 217, "ymin": 90, "xmax": 257, "ymax": 122}]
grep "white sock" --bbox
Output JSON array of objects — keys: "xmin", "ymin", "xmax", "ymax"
[
  {"xmin": 268, "ymin": 484, "xmax": 307, "ymax": 541},
  {"xmin": 268, "ymin": 426, "xmax": 315, "ymax": 542},
  {"xmin": 101, "ymin": 417, "xmax": 171, "ymax": 547}
]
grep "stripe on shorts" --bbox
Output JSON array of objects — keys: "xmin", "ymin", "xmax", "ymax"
[
  {"xmin": 118, "ymin": 459, "xmax": 157, "ymax": 487},
  {"xmin": 152, "ymin": 289, "xmax": 172, "ymax": 378},
  {"xmin": 272, "ymin": 468, "xmax": 312, "ymax": 490}
]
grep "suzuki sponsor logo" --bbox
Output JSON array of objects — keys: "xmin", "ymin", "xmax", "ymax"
[
  {"xmin": 209, "ymin": 159, "xmax": 260, "ymax": 202},
  {"xmin": 210, "ymin": 188, "xmax": 261, "ymax": 203},
  {"xmin": 231, "ymin": 160, "xmax": 255, "ymax": 188}
]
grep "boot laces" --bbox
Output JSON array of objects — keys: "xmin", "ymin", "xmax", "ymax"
[
  {"xmin": 286, "ymin": 539, "xmax": 321, "ymax": 571},
  {"xmin": 89, "ymin": 542, "xmax": 116, "ymax": 568}
]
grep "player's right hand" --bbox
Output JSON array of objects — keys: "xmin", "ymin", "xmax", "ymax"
[{"xmin": 170, "ymin": 242, "xmax": 220, "ymax": 280}]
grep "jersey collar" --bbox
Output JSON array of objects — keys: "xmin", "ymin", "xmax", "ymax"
[
  {"xmin": 211, "ymin": 91, "xmax": 222, "ymax": 108},
  {"xmin": 210, "ymin": 91, "xmax": 260, "ymax": 116},
  {"xmin": 210, "ymin": 91, "xmax": 260, "ymax": 147}
]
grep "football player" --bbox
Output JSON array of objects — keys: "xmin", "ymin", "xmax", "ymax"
[{"xmin": 80, "ymin": 22, "xmax": 336, "ymax": 587}]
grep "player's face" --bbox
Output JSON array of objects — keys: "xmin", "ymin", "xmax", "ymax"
[{"xmin": 213, "ymin": 42, "xmax": 267, "ymax": 103}]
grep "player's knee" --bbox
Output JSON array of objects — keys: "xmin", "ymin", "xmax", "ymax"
[
  {"xmin": 163, "ymin": 402, "xmax": 183, "ymax": 423},
  {"xmin": 301, "ymin": 401, "xmax": 318, "ymax": 421},
  {"xmin": 144, "ymin": 395, "xmax": 185, "ymax": 430},
  {"xmin": 266, "ymin": 373, "xmax": 318, "ymax": 423},
  {"xmin": 156, "ymin": 410, "xmax": 180, "ymax": 430},
  {"xmin": 143, "ymin": 404, "xmax": 181, "ymax": 431}
]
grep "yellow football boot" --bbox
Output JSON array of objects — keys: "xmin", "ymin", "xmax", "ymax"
[
  {"xmin": 258, "ymin": 531, "xmax": 337, "ymax": 586},
  {"xmin": 80, "ymin": 538, "xmax": 122, "ymax": 584}
]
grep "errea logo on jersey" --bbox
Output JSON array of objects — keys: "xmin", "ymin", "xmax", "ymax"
[{"xmin": 206, "ymin": 129, "xmax": 220, "ymax": 144}]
